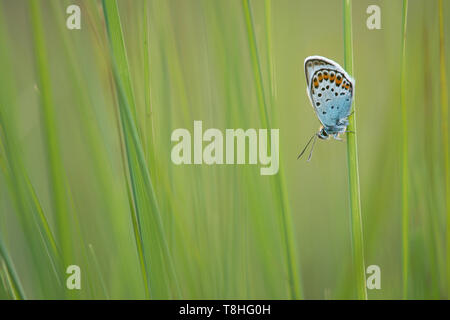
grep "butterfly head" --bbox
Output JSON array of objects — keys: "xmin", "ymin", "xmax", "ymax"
[{"xmin": 317, "ymin": 127, "xmax": 330, "ymax": 140}]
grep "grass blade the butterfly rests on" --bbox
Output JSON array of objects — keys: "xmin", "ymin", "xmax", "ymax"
[
  {"xmin": 243, "ymin": 0, "xmax": 302, "ymax": 299},
  {"xmin": 400, "ymin": 0, "xmax": 409, "ymax": 299},
  {"xmin": 343, "ymin": 0, "xmax": 367, "ymax": 300},
  {"xmin": 438, "ymin": 0, "xmax": 450, "ymax": 298}
]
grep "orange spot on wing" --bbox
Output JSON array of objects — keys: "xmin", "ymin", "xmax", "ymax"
[{"xmin": 313, "ymin": 79, "xmax": 319, "ymax": 88}]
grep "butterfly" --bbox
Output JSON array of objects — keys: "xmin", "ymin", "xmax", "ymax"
[{"xmin": 298, "ymin": 55, "xmax": 355, "ymax": 161}]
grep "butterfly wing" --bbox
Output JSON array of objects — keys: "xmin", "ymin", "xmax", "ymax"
[
  {"xmin": 304, "ymin": 56, "xmax": 341, "ymax": 88},
  {"xmin": 307, "ymin": 64, "xmax": 354, "ymax": 129},
  {"xmin": 304, "ymin": 55, "xmax": 353, "ymax": 97}
]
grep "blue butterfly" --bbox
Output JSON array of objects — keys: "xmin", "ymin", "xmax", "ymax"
[{"xmin": 298, "ymin": 56, "xmax": 355, "ymax": 161}]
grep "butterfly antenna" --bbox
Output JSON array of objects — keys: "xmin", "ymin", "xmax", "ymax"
[
  {"xmin": 307, "ymin": 134, "xmax": 319, "ymax": 161},
  {"xmin": 297, "ymin": 133, "xmax": 316, "ymax": 160}
]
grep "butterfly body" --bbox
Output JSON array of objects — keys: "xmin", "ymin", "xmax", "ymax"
[
  {"xmin": 304, "ymin": 55, "xmax": 354, "ymax": 139},
  {"xmin": 298, "ymin": 56, "xmax": 355, "ymax": 160}
]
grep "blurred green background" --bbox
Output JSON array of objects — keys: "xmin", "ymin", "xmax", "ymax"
[{"xmin": 0, "ymin": 0, "xmax": 449, "ymax": 299}]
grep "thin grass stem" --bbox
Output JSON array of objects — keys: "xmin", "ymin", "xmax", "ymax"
[
  {"xmin": 243, "ymin": 0, "xmax": 302, "ymax": 299},
  {"xmin": 400, "ymin": 0, "xmax": 409, "ymax": 299},
  {"xmin": 103, "ymin": 0, "xmax": 181, "ymax": 298},
  {"xmin": 438, "ymin": 0, "xmax": 450, "ymax": 299},
  {"xmin": 343, "ymin": 0, "xmax": 367, "ymax": 300},
  {"xmin": 0, "ymin": 241, "xmax": 25, "ymax": 299},
  {"xmin": 29, "ymin": 0, "xmax": 72, "ymax": 266}
]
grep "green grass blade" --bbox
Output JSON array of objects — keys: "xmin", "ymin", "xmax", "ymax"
[
  {"xmin": 0, "ymin": 6, "xmax": 63, "ymax": 295},
  {"xmin": 142, "ymin": 0, "xmax": 156, "ymax": 168},
  {"xmin": 343, "ymin": 0, "xmax": 367, "ymax": 300},
  {"xmin": 25, "ymin": 176, "xmax": 60, "ymax": 262},
  {"xmin": 29, "ymin": 0, "xmax": 72, "ymax": 264},
  {"xmin": 0, "ymin": 241, "xmax": 25, "ymax": 300},
  {"xmin": 102, "ymin": 0, "xmax": 180, "ymax": 298},
  {"xmin": 400, "ymin": 0, "xmax": 409, "ymax": 299},
  {"xmin": 243, "ymin": 0, "xmax": 302, "ymax": 299},
  {"xmin": 242, "ymin": 0, "xmax": 271, "ymax": 128},
  {"xmin": 102, "ymin": 0, "xmax": 152, "ymax": 298},
  {"xmin": 265, "ymin": 0, "xmax": 275, "ymax": 103},
  {"xmin": 88, "ymin": 244, "xmax": 110, "ymax": 299},
  {"xmin": 438, "ymin": 0, "xmax": 450, "ymax": 299},
  {"xmin": 112, "ymin": 59, "xmax": 180, "ymax": 298},
  {"xmin": 101, "ymin": 0, "xmax": 138, "ymax": 125}
]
